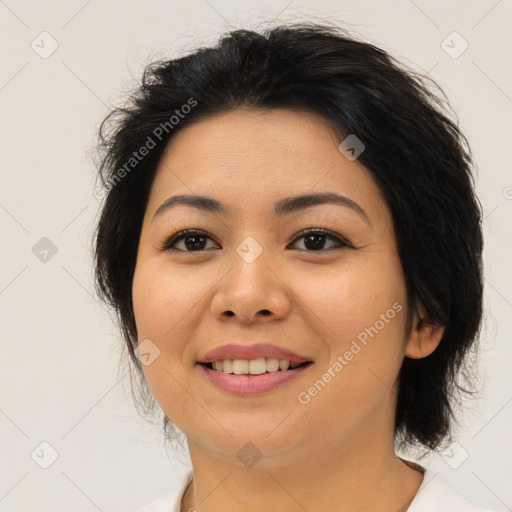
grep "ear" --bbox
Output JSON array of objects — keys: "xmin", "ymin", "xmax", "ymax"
[{"xmin": 405, "ymin": 304, "xmax": 445, "ymax": 359}]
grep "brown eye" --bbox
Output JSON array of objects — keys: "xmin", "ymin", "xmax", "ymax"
[
  {"xmin": 289, "ymin": 229, "xmax": 351, "ymax": 252},
  {"xmin": 162, "ymin": 230, "xmax": 220, "ymax": 252},
  {"xmin": 160, "ymin": 228, "xmax": 351, "ymax": 253}
]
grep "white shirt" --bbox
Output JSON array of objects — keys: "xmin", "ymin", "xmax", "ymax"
[{"xmin": 135, "ymin": 467, "xmax": 497, "ymax": 512}]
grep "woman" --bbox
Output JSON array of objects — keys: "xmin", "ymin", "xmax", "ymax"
[{"xmin": 92, "ymin": 22, "xmax": 495, "ymax": 511}]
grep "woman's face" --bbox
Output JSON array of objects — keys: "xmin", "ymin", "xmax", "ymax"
[{"xmin": 132, "ymin": 108, "xmax": 429, "ymax": 467}]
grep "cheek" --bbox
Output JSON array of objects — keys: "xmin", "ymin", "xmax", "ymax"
[
  {"xmin": 292, "ymin": 253, "xmax": 407, "ymax": 410},
  {"xmin": 132, "ymin": 262, "xmax": 198, "ymax": 431},
  {"xmin": 293, "ymin": 255, "xmax": 407, "ymax": 352},
  {"xmin": 132, "ymin": 260, "xmax": 200, "ymax": 341},
  {"xmin": 294, "ymin": 305, "xmax": 406, "ymax": 446},
  {"xmin": 131, "ymin": 259, "xmax": 212, "ymax": 409}
]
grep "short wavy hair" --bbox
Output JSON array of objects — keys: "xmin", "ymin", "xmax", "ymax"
[{"xmin": 91, "ymin": 21, "xmax": 484, "ymax": 452}]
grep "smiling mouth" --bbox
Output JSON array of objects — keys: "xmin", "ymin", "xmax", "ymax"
[{"xmin": 200, "ymin": 358, "xmax": 313, "ymax": 375}]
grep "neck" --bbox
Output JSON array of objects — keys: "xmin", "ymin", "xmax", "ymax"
[{"xmin": 180, "ymin": 422, "xmax": 424, "ymax": 512}]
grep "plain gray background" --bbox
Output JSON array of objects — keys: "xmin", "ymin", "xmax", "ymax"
[{"xmin": 0, "ymin": 1, "xmax": 511, "ymax": 511}]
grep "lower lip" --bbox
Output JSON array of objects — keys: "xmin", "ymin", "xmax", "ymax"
[{"xmin": 198, "ymin": 363, "xmax": 313, "ymax": 396}]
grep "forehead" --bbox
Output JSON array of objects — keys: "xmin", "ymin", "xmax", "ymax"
[
  {"xmin": 160, "ymin": 107, "xmax": 343, "ymax": 172},
  {"xmin": 146, "ymin": 108, "xmax": 389, "ymax": 225}
]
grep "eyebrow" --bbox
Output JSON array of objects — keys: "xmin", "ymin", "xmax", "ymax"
[{"xmin": 152, "ymin": 192, "xmax": 369, "ymax": 223}]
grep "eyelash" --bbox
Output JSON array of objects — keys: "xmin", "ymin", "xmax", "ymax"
[{"xmin": 157, "ymin": 226, "xmax": 353, "ymax": 253}]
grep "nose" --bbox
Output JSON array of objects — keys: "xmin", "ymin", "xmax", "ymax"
[{"xmin": 210, "ymin": 251, "xmax": 291, "ymax": 324}]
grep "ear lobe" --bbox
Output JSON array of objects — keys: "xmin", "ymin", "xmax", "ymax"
[{"xmin": 405, "ymin": 313, "xmax": 446, "ymax": 360}]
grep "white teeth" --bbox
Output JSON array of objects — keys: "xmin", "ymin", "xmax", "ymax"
[
  {"xmin": 232, "ymin": 359, "xmax": 249, "ymax": 374},
  {"xmin": 266, "ymin": 358, "xmax": 280, "ymax": 372},
  {"xmin": 279, "ymin": 360, "xmax": 290, "ymax": 371},
  {"xmin": 209, "ymin": 358, "xmax": 308, "ymax": 374},
  {"xmin": 249, "ymin": 358, "xmax": 267, "ymax": 375}
]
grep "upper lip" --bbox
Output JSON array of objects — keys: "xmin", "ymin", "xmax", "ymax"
[{"xmin": 197, "ymin": 343, "xmax": 313, "ymax": 364}]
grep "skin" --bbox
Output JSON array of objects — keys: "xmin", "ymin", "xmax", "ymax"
[{"xmin": 131, "ymin": 108, "xmax": 445, "ymax": 512}]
